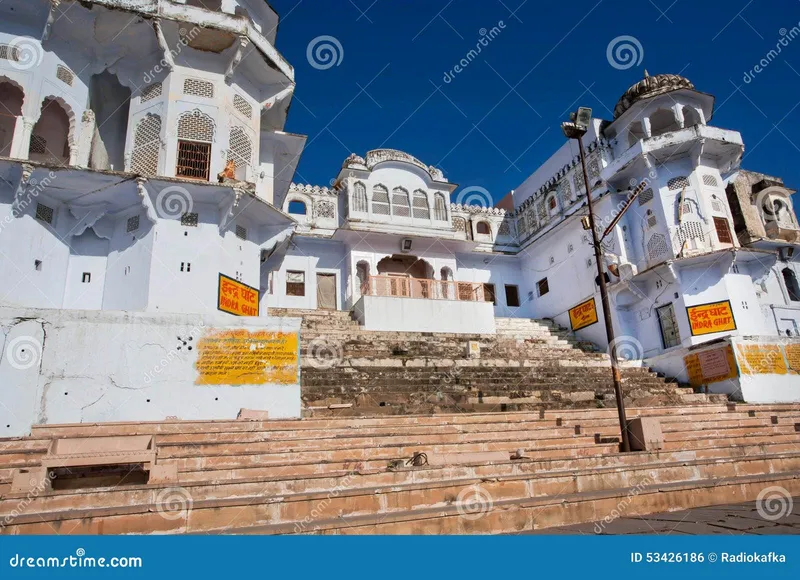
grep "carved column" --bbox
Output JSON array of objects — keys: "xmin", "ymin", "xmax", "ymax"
[{"xmin": 10, "ymin": 118, "xmax": 35, "ymax": 160}]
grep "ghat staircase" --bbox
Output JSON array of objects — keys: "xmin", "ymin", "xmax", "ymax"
[
  {"xmin": 269, "ymin": 309, "xmax": 726, "ymax": 416},
  {"xmin": 1, "ymin": 404, "xmax": 799, "ymax": 534}
]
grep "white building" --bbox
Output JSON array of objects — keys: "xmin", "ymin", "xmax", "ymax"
[{"xmin": 0, "ymin": 1, "xmax": 797, "ymax": 423}]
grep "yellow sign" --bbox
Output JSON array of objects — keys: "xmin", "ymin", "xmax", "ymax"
[
  {"xmin": 218, "ymin": 274, "xmax": 259, "ymax": 317},
  {"xmin": 684, "ymin": 345, "xmax": 738, "ymax": 386},
  {"xmin": 195, "ymin": 329, "xmax": 298, "ymax": 385},
  {"xmin": 569, "ymin": 298, "xmax": 598, "ymax": 331},
  {"xmin": 735, "ymin": 344, "xmax": 788, "ymax": 375},
  {"xmin": 686, "ymin": 300, "xmax": 736, "ymax": 336},
  {"xmin": 785, "ymin": 344, "xmax": 800, "ymax": 374}
]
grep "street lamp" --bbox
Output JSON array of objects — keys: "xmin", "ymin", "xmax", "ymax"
[{"xmin": 562, "ymin": 108, "xmax": 631, "ymax": 453}]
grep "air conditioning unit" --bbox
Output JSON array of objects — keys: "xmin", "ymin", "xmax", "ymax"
[
  {"xmin": 618, "ymin": 262, "xmax": 637, "ymax": 281},
  {"xmin": 400, "ymin": 238, "xmax": 413, "ymax": 253}
]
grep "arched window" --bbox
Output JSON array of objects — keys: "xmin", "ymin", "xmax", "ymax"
[
  {"xmin": 176, "ymin": 109, "xmax": 215, "ymax": 180},
  {"xmin": 412, "ymin": 190, "xmax": 430, "ymax": 219},
  {"xmin": 548, "ymin": 195, "xmax": 558, "ymax": 215},
  {"xmin": 649, "ymin": 108, "xmax": 680, "ymax": 136},
  {"xmin": 433, "ymin": 193, "xmax": 447, "ymax": 221},
  {"xmin": 356, "ymin": 261, "xmax": 370, "ymax": 295},
  {"xmin": 129, "ymin": 114, "xmax": 161, "ymax": 175},
  {"xmin": 352, "ymin": 181, "xmax": 367, "ymax": 213},
  {"xmin": 30, "ymin": 97, "xmax": 71, "ymax": 166},
  {"xmin": 227, "ymin": 126, "xmax": 253, "ymax": 180},
  {"xmin": 287, "ymin": 200, "xmax": 307, "ymax": 215},
  {"xmin": 476, "ymin": 221, "xmax": 491, "ymax": 237},
  {"xmin": 0, "ymin": 81, "xmax": 24, "ymax": 157},
  {"xmin": 772, "ymin": 198, "xmax": 795, "ymax": 228},
  {"xmin": 392, "ymin": 187, "xmax": 410, "ymax": 217},
  {"xmin": 783, "ymin": 268, "xmax": 800, "ymax": 302},
  {"xmin": 627, "ymin": 120, "xmax": 646, "ymax": 147},
  {"xmin": 372, "ymin": 184, "xmax": 390, "ymax": 215},
  {"xmin": 683, "ymin": 106, "xmax": 701, "ymax": 127}
]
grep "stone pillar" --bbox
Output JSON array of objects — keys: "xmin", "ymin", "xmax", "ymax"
[
  {"xmin": 75, "ymin": 110, "xmax": 95, "ymax": 168},
  {"xmin": 641, "ymin": 117, "xmax": 652, "ymax": 139},
  {"xmin": 10, "ymin": 117, "xmax": 34, "ymax": 160},
  {"xmin": 673, "ymin": 104, "xmax": 685, "ymax": 129}
]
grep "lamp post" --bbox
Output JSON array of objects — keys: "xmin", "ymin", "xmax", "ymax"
[{"xmin": 562, "ymin": 108, "xmax": 631, "ymax": 453}]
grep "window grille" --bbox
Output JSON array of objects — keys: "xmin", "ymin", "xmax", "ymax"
[
  {"xmin": 29, "ymin": 134, "xmax": 47, "ymax": 154},
  {"xmin": 352, "ymin": 182, "xmax": 368, "ymax": 212},
  {"xmin": 181, "ymin": 212, "xmax": 199, "ymax": 227},
  {"xmin": 412, "ymin": 190, "xmax": 430, "ymax": 219},
  {"xmin": 183, "ymin": 78, "xmax": 214, "ymax": 98},
  {"xmin": 233, "ymin": 94, "xmax": 252, "ymax": 118},
  {"xmin": 56, "ymin": 65, "xmax": 74, "ymax": 86},
  {"xmin": 36, "ymin": 203, "xmax": 54, "ymax": 224},
  {"xmin": 392, "ymin": 187, "xmax": 410, "ymax": 217},
  {"xmin": 227, "ymin": 126, "xmax": 252, "ymax": 170},
  {"xmin": 498, "ymin": 220, "xmax": 510, "ymax": 236},
  {"xmin": 235, "ymin": 224, "xmax": 247, "ymax": 240},
  {"xmin": 668, "ymin": 176, "xmax": 690, "ymax": 190},
  {"xmin": 176, "ymin": 140, "xmax": 211, "ymax": 180},
  {"xmin": 372, "ymin": 185, "xmax": 390, "ymax": 215},
  {"xmin": 130, "ymin": 114, "xmax": 161, "ymax": 175},
  {"xmin": 702, "ymin": 174, "xmax": 719, "ymax": 187},
  {"xmin": 647, "ymin": 233, "xmax": 670, "ymax": 261},
  {"xmin": 286, "ymin": 271, "xmax": 305, "ymax": 296},
  {"xmin": 433, "ymin": 193, "xmax": 447, "ymax": 221},
  {"xmin": 678, "ymin": 220, "xmax": 705, "ymax": 243},
  {"xmin": 177, "ymin": 110, "xmax": 214, "ymax": 142},
  {"xmin": 141, "ymin": 83, "xmax": 162, "ymax": 103},
  {"xmin": 638, "ymin": 188, "xmax": 654, "ymax": 205},
  {"xmin": 714, "ymin": 216, "xmax": 733, "ymax": 244},
  {"xmin": 315, "ymin": 200, "xmax": 335, "ymax": 219},
  {"xmin": 647, "ymin": 214, "xmax": 658, "ymax": 228},
  {"xmin": 127, "ymin": 215, "xmax": 140, "ymax": 233}
]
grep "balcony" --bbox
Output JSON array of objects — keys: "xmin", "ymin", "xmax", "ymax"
[{"xmin": 354, "ymin": 276, "xmax": 496, "ymax": 334}]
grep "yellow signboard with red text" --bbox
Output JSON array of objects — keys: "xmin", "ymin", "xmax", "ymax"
[
  {"xmin": 218, "ymin": 274, "xmax": 260, "ymax": 317},
  {"xmin": 569, "ymin": 298, "xmax": 598, "ymax": 331},
  {"xmin": 686, "ymin": 300, "xmax": 736, "ymax": 336}
]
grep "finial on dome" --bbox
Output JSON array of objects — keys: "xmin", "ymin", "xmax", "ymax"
[{"xmin": 643, "ymin": 69, "xmax": 649, "ymax": 78}]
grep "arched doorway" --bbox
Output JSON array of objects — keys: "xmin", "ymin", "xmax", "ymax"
[
  {"xmin": 0, "ymin": 80, "xmax": 24, "ymax": 157},
  {"xmin": 375, "ymin": 255, "xmax": 434, "ymax": 298},
  {"xmin": 30, "ymin": 97, "xmax": 72, "ymax": 166}
]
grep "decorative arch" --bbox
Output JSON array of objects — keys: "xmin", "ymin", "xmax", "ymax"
[
  {"xmin": 0, "ymin": 79, "xmax": 24, "ymax": 157},
  {"xmin": 286, "ymin": 198, "xmax": 309, "ymax": 216},
  {"xmin": 649, "ymin": 108, "xmax": 680, "ymax": 136},
  {"xmin": 129, "ymin": 113, "xmax": 162, "ymax": 175},
  {"xmin": 30, "ymin": 96, "xmax": 76, "ymax": 165},
  {"xmin": 433, "ymin": 192, "xmax": 447, "ymax": 221},
  {"xmin": 475, "ymin": 220, "xmax": 492, "ymax": 238},
  {"xmin": 352, "ymin": 181, "xmax": 368, "ymax": 213},
  {"xmin": 176, "ymin": 109, "xmax": 215, "ymax": 180},
  {"xmin": 392, "ymin": 187, "xmax": 410, "ymax": 217},
  {"xmin": 371, "ymin": 184, "xmax": 390, "ymax": 215},
  {"xmin": 682, "ymin": 106, "xmax": 702, "ymax": 128},
  {"xmin": 783, "ymin": 268, "xmax": 800, "ymax": 302},
  {"xmin": 412, "ymin": 189, "xmax": 430, "ymax": 219}
]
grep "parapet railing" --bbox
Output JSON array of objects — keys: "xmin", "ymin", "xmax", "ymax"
[{"xmin": 361, "ymin": 275, "xmax": 485, "ymax": 302}]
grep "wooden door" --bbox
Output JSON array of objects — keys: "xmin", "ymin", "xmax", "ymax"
[{"xmin": 316, "ymin": 273, "xmax": 336, "ymax": 310}]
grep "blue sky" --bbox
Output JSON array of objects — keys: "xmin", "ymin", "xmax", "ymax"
[{"xmin": 270, "ymin": 0, "xmax": 800, "ymax": 205}]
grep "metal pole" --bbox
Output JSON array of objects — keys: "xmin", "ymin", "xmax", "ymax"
[{"xmin": 577, "ymin": 136, "xmax": 631, "ymax": 453}]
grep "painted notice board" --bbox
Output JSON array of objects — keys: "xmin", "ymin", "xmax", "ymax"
[
  {"xmin": 218, "ymin": 274, "xmax": 260, "ymax": 316},
  {"xmin": 686, "ymin": 300, "xmax": 736, "ymax": 336},
  {"xmin": 569, "ymin": 297, "xmax": 598, "ymax": 331}
]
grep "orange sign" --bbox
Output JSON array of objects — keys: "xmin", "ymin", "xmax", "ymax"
[
  {"xmin": 195, "ymin": 330, "xmax": 298, "ymax": 385},
  {"xmin": 684, "ymin": 345, "xmax": 738, "ymax": 386},
  {"xmin": 735, "ymin": 344, "xmax": 788, "ymax": 375},
  {"xmin": 686, "ymin": 300, "xmax": 736, "ymax": 336},
  {"xmin": 218, "ymin": 274, "xmax": 259, "ymax": 317},
  {"xmin": 569, "ymin": 298, "xmax": 598, "ymax": 331}
]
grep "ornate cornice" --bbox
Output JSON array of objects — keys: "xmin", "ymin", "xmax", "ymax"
[
  {"xmin": 288, "ymin": 183, "xmax": 338, "ymax": 197},
  {"xmin": 343, "ymin": 149, "xmax": 447, "ymax": 182}
]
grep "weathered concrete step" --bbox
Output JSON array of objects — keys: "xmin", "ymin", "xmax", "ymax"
[
  {"xmin": 230, "ymin": 472, "xmax": 800, "ymax": 535},
  {"xmin": 6, "ymin": 450, "xmax": 797, "ymax": 522}
]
